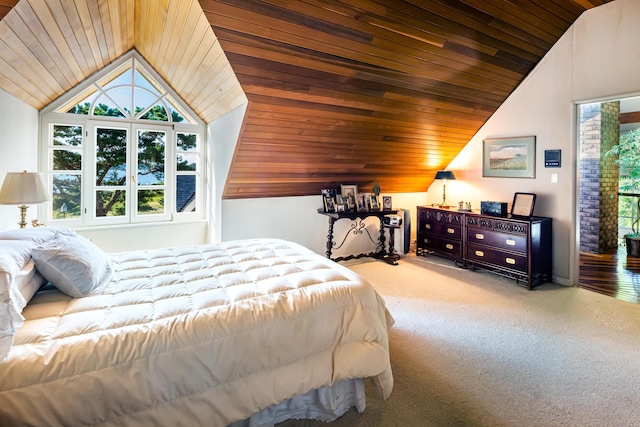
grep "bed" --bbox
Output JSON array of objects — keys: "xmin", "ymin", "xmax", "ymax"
[{"xmin": 0, "ymin": 227, "xmax": 393, "ymax": 426}]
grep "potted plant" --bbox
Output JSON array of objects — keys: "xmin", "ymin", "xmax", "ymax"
[{"xmin": 605, "ymin": 128, "xmax": 640, "ymax": 256}]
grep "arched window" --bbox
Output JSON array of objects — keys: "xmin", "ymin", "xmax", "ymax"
[{"xmin": 40, "ymin": 52, "xmax": 205, "ymax": 226}]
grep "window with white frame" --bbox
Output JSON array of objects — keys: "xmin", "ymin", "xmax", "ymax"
[{"xmin": 40, "ymin": 52, "xmax": 205, "ymax": 226}]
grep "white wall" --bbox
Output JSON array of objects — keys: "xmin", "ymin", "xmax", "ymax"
[
  {"xmin": 208, "ymin": 103, "xmax": 247, "ymax": 243},
  {"xmin": 426, "ymin": 0, "xmax": 640, "ymax": 285},
  {"xmin": 222, "ymin": 192, "xmax": 426, "ymax": 256},
  {"xmin": 0, "ymin": 89, "xmax": 39, "ymax": 230}
]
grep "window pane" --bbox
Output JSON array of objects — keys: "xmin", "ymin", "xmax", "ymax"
[
  {"xmin": 96, "ymin": 190, "xmax": 126, "ymax": 217},
  {"xmin": 177, "ymin": 153, "xmax": 197, "ymax": 171},
  {"xmin": 177, "ymin": 132, "xmax": 197, "ymax": 151},
  {"xmin": 53, "ymin": 125, "xmax": 82, "ymax": 146},
  {"xmin": 138, "ymin": 130, "xmax": 165, "ymax": 185},
  {"xmin": 96, "ymin": 127, "xmax": 127, "ymax": 186},
  {"xmin": 94, "ymin": 96, "xmax": 125, "ymax": 117},
  {"xmin": 176, "ymin": 175, "xmax": 196, "ymax": 212},
  {"xmin": 60, "ymin": 87, "xmax": 97, "ymax": 114},
  {"xmin": 140, "ymin": 103, "xmax": 169, "ymax": 121},
  {"xmin": 53, "ymin": 149, "xmax": 81, "ymax": 171},
  {"xmin": 138, "ymin": 189, "xmax": 164, "ymax": 215},
  {"xmin": 52, "ymin": 174, "xmax": 81, "ymax": 220}
]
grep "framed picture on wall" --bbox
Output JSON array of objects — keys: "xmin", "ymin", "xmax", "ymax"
[{"xmin": 483, "ymin": 136, "xmax": 536, "ymax": 178}]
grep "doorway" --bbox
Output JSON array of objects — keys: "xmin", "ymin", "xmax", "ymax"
[{"xmin": 577, "ymin": 97, "xmax": 640, "ymax": 304}]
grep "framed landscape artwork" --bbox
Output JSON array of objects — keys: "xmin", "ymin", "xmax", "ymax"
[{"xmin": 482, "ymin": 136, "xmax": 536, "ymax": 178}]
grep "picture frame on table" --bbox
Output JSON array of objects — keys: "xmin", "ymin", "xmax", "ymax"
[
  {"xmin": 355, "ymin": 194, "xmax": 367, "ymax": 212},
  {"xmin": 511, "ymin": 192, "xmax": 536, "ymax": 217},
  {"xmin": 321, "ymin": 188, "xmax": 338, "ymax": 198},
  {"xmin": 382, "ymin": 196, "xmax": 392, "ymax": 210},
  {"xmin": 338, "ymin": 196, "xmax": 351, "ymax": 209},
  {"xmin": 341, "ymin": 184, "xmax": 358, "ymax": 201},
  {"xmin": 323, "ymin": 196, "xmax": 336, "ymax": 213},
  {"xmin": 336, "ymin": 204, "xmax": 346, "ymax": 213},
  {"xmin": 482, "ymin": 136, "xmax": 536, "ymax": 178},
  {"xmin": 369, "ymin": 195, "xmax": 380, "ymax": 210}
]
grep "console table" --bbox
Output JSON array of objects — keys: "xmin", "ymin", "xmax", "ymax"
[
  {"xmin": 317, "ymin": 208, "xmax": 399, "ymax": 265},
  {"xmin": 417, "ymin": 206, "xmax": 552, "ymax": 289}
]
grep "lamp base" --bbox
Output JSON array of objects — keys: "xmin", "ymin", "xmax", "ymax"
[{"xmin": 18, "ymin": 204, "xmax": 29, "ymax": 228}]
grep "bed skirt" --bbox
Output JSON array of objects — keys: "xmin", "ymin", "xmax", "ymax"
[{"xmin": 231, "ymin": 378, "xmax": 365, "ymax": 427}]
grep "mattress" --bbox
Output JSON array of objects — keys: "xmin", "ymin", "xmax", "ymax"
[{"xmin": 0, "ymin": 238, "xmax": 393, "ymax": 426}]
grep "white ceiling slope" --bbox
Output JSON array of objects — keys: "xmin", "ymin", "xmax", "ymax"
[{"xmin": 0, "ymin": 0, "xmax": 246, "ymax": 123}]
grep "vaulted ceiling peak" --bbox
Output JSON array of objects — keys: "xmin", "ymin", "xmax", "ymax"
[{"xmin": 0, "ymin": 0, "xmax": 246, "ymax": 123}]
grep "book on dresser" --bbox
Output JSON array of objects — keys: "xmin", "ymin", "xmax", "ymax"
[{"xmin": 417, "ymin": 206, "xmax": 552, "ymax": 290}]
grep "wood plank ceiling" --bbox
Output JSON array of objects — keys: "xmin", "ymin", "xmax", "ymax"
[
  {"xmin": 0, "ymin": 0, "xmax": 246, "ymax": 123},
  {"xmin": 0, "ymin": 0, "xmax": 616, "ymax": 200}
]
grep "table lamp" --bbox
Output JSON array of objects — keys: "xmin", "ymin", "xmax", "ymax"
[
  {"xmin": 434, "ymin": 170, "xmax": 456, "ymax": 207},
  {"xmin": 0, "ymin": 171, "xmax": 49, "ymax": 228}
]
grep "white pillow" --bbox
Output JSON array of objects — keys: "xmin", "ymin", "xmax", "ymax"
[
  {"xmin": 15, "ymin": 260, "xmax": 47, "ymax": 303},
  {"xmin": 0, "ymin": 240, "xmax": 35, "ymax": 363},
  {"xmin": 0, "ymin": 226, "xmax": 76, "ymax": 244},
  {"xmin": 32, "ymin": 232, "xmax": 113, "ymax": 298}
]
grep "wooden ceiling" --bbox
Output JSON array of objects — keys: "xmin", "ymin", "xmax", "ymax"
[
  {"xmin": 0, "ymin": 0, "xmax": 246, "ymax": 123},
  {"xmin": 0, "ymin": 0, "xmax": 616, "ymax": 200}
]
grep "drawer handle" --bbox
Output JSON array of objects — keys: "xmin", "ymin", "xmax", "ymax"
[
  {"xmin": 475, "ymin": 250, "xmax": 484, "ymax": 257},
  {"xmin": 506, "ymin": 258, "xmax": 516, "ymax": 265},
  {"xmin": 506, "ymin": 239, "xmax": 516, "ymax": 246},
  {"xmin": 445, "ymin": 244, "xmax": 454, "ymax": 250},
  {"xmin": 425, "ymin": 224, "xmax": 431, "ymax": 230},
  {"xmin": 447, "ymin": 228, "xmax": 455, "ymax": 234},
  {"xmin": 475, "ymin": 233, "xmax": 484, "ymax": 239}
]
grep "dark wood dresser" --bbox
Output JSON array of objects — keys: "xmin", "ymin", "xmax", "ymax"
[{"xmin": 417, "ymin": 206, "xmax": 552, "ymax": 290}]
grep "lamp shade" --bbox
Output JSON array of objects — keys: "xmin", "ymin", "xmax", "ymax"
[
  {"xmin": 0, "ymin": 171, "xmax": 49, "ymax": 205},
  {"xmin": 434, "ymin": 170, "xmax": 456, "ymax": 180}
]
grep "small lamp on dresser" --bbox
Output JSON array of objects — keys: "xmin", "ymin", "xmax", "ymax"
[
  {"xmin": 434, "ymin": 170, "xmax": 456, "ymax": 207},
  {"xmin": 0, "ymin": 170, "xmax": 49, "ymax": 228}
]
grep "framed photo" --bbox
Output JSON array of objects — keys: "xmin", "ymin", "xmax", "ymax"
[
  {"xmin": 336, "ymin": 203, "xmax": 346, "ymax": 212},
  {"xmin": 323, "ymin": 196, "xmax": 336, "ymax": 213},
  {"xmin": 483, "ymin": 136, "xmax": 536, "ymax": 178},
  {"xmin": 341, "ymin": 184, "xmax": 358, "ymax": 199},
  {"xmin": 382, "ymin": 196, "xmax": 392, "ymax": 210},
  {"xmin": 369, "ymin": 195, "xmax": 380, "ymax": 210},
  {"xmin": 321, "ymin": 188, "xmax": 337, "ymax": 198},
  {"xmin": 511, "ymin": 192, "xmax": 536, "ymax": 217},
  {"xmin": 355, "ymin": 194, "xmax": 367, "ymax": 211},
  {"xmin": 337, "ymin": 196, "xmax": 351, "ymax": 209}
]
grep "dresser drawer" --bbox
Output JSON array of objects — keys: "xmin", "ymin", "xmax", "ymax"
[
  {"xmin": 420, "ymin": 221, "xmax": 462, "ymax": 240},
  {"xmin": 418, "ymin": 232, "xmax": 462, "ymax": 257},
  {"xmin": 466, "ymin": 227, "xmax": 527, "ymax": 253},
  {"xmin": 466, "ymin": 243, "xmax": 527, "ymax": 272}
]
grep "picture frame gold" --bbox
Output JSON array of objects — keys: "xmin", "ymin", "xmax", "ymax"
[
  {"xmin": 323, "ymin": 196, "xmax": 336, "ymax": 212},
  {"xmin": 369, "ymin": 195, "xmax": 380, "ymax": 210}
]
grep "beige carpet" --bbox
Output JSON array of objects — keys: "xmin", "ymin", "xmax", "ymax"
[{"xmin": 279, "ymin": 253, "xmax": 640, "ymax": 427}]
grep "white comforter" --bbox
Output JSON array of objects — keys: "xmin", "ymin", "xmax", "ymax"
[{"xmin": 0, "ymin": 238, "xmax": 393, "ymax": 426}]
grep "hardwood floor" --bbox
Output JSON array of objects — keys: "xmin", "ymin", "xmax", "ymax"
[{"xmin": 579, "ymin": 247, "xmax": 640, "ymax": 304}]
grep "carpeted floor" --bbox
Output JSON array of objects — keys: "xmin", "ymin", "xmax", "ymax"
[{"xmin": 278, "ymin": 253, "xmax": 640, "ymax": 427}]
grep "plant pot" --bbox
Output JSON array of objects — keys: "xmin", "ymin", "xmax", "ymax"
[{"xmin": 625, "ymin": 235, "xmax": 640, "ymax": 257}]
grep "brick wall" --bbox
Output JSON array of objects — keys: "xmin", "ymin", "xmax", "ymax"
[{"xmin": 578, "ymin": 101, "xmax": 620, "ymax": 253}]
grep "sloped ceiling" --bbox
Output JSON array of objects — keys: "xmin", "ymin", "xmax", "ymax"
[
  {"xmin": 0, "ymin": 0, "xmax": 246, "ymax": 122},
  {"xmin": 0, "ymin": 0, "xmax": 616, "ymax": 199}
]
